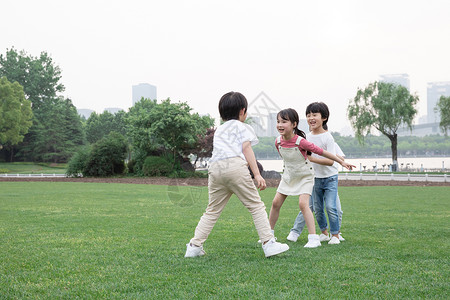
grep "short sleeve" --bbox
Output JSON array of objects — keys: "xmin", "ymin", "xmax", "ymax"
[
  {"xmin": 324, "ymin": 133, "xmax": 336, "ymax": 154},
  {"xmin": 239, "ymin": 123, "xmax": 259, "ymax": 146},
  {"xmin": 335, "ymin": 143, "xmax": 345, "ymax": 157}
]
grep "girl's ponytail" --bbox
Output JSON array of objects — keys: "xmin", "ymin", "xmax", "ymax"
[{"xmin": 294, "ymin": 128, "xmax": 307, "ymax": 139}]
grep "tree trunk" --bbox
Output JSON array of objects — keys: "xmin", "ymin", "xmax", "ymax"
[
  {"xmin": 388, "ymin": 133, "xmax": 398, "ymax": 172},
  {"xmin": 8, "ymin": 146, "xmax": 14, "ymax": 162}
]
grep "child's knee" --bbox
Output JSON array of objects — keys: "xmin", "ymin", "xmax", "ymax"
[
  {"xmin": 299, "ymin": 202, "xmax": 309, "ymax": 212},
  {"xmin": 271, "ymin": 201, "xmax": 282, "ymax": 211}
]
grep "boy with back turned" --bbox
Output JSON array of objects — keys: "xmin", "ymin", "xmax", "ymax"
[{"xmin": 185, "ymin": 91, "xmax": 289, "ymax": 258}]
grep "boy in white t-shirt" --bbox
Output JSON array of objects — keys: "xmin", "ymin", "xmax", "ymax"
[
  {"xmin": 287, "ymin": 141, "xmax": 346, "ymax": 243},
  {"xmin": 306, "ymin": 102, "xmax": 354, "ymax": 244},
  {"xmin": 185, "ymin": 92, "xmax": 289, "ymax": 258}
]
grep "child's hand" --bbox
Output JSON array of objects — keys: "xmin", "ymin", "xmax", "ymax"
[
  {"xmin": 341, "ymin": 162, "xmax": 356, "ymax": 171},
  {"xmin": 255, "ymin": 175, "xmax": 266, "ymax": 191}
]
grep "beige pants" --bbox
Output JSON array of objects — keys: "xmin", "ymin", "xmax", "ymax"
[{"xmin": 190, "ymin": 157, "xmax": 274, "ymax": 246}]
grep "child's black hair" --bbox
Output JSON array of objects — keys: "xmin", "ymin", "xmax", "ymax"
[
  {"xmin": 305, "ymin": 102, "xmax": 329, "ymax": 130},
  {"xmin": 277, "ymin": 108, "xmax": 306, "ymax": 139},
  {"xmin": 218, "ymin": 92, "xmax": 248, "ymax": 121}
]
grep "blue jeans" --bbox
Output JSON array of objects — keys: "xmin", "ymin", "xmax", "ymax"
[
  {"xmin": 313, "ymin": 175, "xmax": 340, "ymax": 235},
  {"xmin": 336, "ymin": 193, "xmax": 343, "ymax": 229},
  {"xmin": 290, "ymin": 192, "xmax": 343, "ymax": 235}
]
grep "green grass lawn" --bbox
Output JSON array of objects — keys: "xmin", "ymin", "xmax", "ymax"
[
  {"xmin": 0, "ymin": 183, "xmax": 448, "ymax": 298},
  {"xmin": 0, "ymin": 162, "xmax": 67, "ymax": 174}
]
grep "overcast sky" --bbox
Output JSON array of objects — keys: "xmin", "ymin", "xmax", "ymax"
[{"xmin": 2, "ymin": 0, "xmax": 450, "ymax": 133}]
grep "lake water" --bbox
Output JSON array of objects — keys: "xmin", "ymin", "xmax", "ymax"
[{"xmin": 259, "ymin": 157, "xmax": 450, "ymax": 172}]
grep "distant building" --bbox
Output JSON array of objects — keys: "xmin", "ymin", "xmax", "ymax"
[
  {"xmin": 379, "ymin": 73, "xmax": 410, "ymax": 91},
  {"xmin": 249, "ymin": 116, "xmax": 265, "ymax": 137},
  {"xmin": 104, "ymin": 107, "xmax": 123, "ymax": 114},
  {"xmin": 267, "ymin": 113, "xmax": 279, "ymax": 137},
  {"xmin": 427, "ymin": 81, "xmax": 450, "ymax": 124},
  {"xmin": 77, "ymin": 109, "xmax": 95, "ymax": 119},
  {"xmin": 397, "ymin": 122, "xmax": 444, "ymax": 137},
  {"xmin": 418, "ymin": 115, "xmax": 428, "ymax": 125},
  {"xmin": 248, "ymin": 92, "xmax": 281, "ymax": 137},
  {"xmin": 132, "ymin": 83, "xmax": 157, "ymax": 106}
]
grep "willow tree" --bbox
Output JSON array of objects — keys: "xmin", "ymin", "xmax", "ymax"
[{"xmin": 347, "ymin": 81, "xmax": 419, "ymax": 171}]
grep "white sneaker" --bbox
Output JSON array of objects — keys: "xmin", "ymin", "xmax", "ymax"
[
  {"xmin": 319, "ymin": 233, "xmax": 331, "ymax": 242},
  {"xmin": 338, "ymin": 233, "xmax": 345, "ymax": 241},
  {"xmin": 286, "ymin": 231, "xmax": 300, "ymax": 242},
  {"xmin": 258, "ymin": 229, "xmax": 275, "ymax": 243},
  {"xmin": 328, "ymin": 236, "xmax": 341, "ymax": 245},
  {"xmin": 304, "ymin": 234, "xmax": 321, "ymax": 248},
  {"xmin": 184, "ymin": 243, "xmax": 206, "ymax": 257},
  {"xmin": 262, "ymin": 237, "xmax": 289, "ymax": 257}
]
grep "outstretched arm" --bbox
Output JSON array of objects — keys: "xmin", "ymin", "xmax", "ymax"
[
  {"xmin": 242, "ymin": 141, "xmax": 266, "ymax": 190},
  {"xmin": 308, "ymin": 155, "xmax": 334, "ymax": 166},
  {"xmin": 321, "ymin": 150, "xmax": 355, "ymax": 171}
]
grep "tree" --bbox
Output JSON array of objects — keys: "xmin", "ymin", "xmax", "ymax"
[
  {"xmin": 146, "ymin": 99, "xmax": 215, "ymax": 164},
  {"xmin": 435, "ymin": 95, "xmax": 450, "ymax": 135},
  {"xmin": 125, "ymin": 98, "xmax": 158, "ymax": 152},
  {"xmin": 0, "ymin": 47, "xmax": 70, "ymax": 162},
  {"xmin": 347, "ymin": 81, "xmax": 419, "ymax": 171},
  {"xmin": 85, "ymin": 110, "xmax": 127, "ymax": 144},
  {"xmin": 16, "ymin": 97, "xmax": 85, "ymax": 162},
  {"xmin": 0, "ymin": 77, "xmax": 33, "ymax": 160},
  {"xmin": 187, "ymin": 127, "xmax": 215, "ymax": 168},
  {"xmin": 126, "ymin": 98, "xmax": 215, "ymax": 173},
  {"xmin": 0, "ymin": 48, "xmax": 64, "ymax": 109}
]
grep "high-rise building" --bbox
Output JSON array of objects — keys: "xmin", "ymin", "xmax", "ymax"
[
  {"xmin": 77, "ymin": 109, "xmax": 95, "ymax": 119},
  {"xmin": 427, "ymin": 81, "xmax": 450, "ymax": 124},
  {"xmin": 267, "ymin": 113, "xmax": 278, "ymax": 137},
  {"xmin": 249, "ymin": 116, "xmax": 265, "ymax": 137},
  {"xmin": 132, "ymin": 83, "xmax": 157, "ymax": 106},
  {"xmin": 104, "ymin": 107, "xmax": 123, "ymax": 114},
  {"xmin": 379, "ymin": 73, "xmax": 410, "ymax": 91}
]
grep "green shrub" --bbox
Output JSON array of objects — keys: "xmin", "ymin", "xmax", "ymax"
[
  {"xmin": 84, "ymin": 132, "xmax": 128, "ymax": 177},
  {"xmin": 66, "ymin": 147, "xmax": 91, "ymax": 177},
  {"xmin": 142, "ymin": 156, "xmax": 173, "ymax": 177},
  {"xmin": 0, "ymin": 168, "xmax": 9, "ymax": 173}
]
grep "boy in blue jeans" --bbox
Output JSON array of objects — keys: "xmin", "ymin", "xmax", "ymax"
[
  {"xmin": 185, "ymin": 92, "xmax": 289, "ymax": 258},
  {"xmin": 286, "ymin": 102, "xmax": 354, "ymax": 245},
  {"xmin": 287, "ymin": 141, "xmax": 346, "ymax": 243}
]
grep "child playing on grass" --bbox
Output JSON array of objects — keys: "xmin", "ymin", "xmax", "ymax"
[
  {"xmin": 185, "ymin": 92, "xmax": 289, "ymax": 258},
  {"xmin": 287, "ymin": 141, "xmax": 347, "ymax": 243},
  {"xmin": 267, "ymin": 108, "xmax": 354, "ymax": 248},
  {"xmin": 303, "ymin": 102, "xmax": 353, "ymax": 245}
]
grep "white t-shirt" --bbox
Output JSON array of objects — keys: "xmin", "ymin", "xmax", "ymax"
[
  {"xmin": 332, "ymin": 142, "xmax": 345, "ymax": 171},
  {"xmin": 335, "ymin": 142, "xmax": 345, "ymax": 157},
  {"xmin": 209, "ymin": 120, "xmax": 259, "ymax": 163},
  {"xmin": 306, "ymin": 131, "xmax": 338, "ymax": 178}
]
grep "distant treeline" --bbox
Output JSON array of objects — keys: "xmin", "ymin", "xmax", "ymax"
[{"xmin": 253, "ymin": 134, "xmax": 450, "ymax": 159}]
